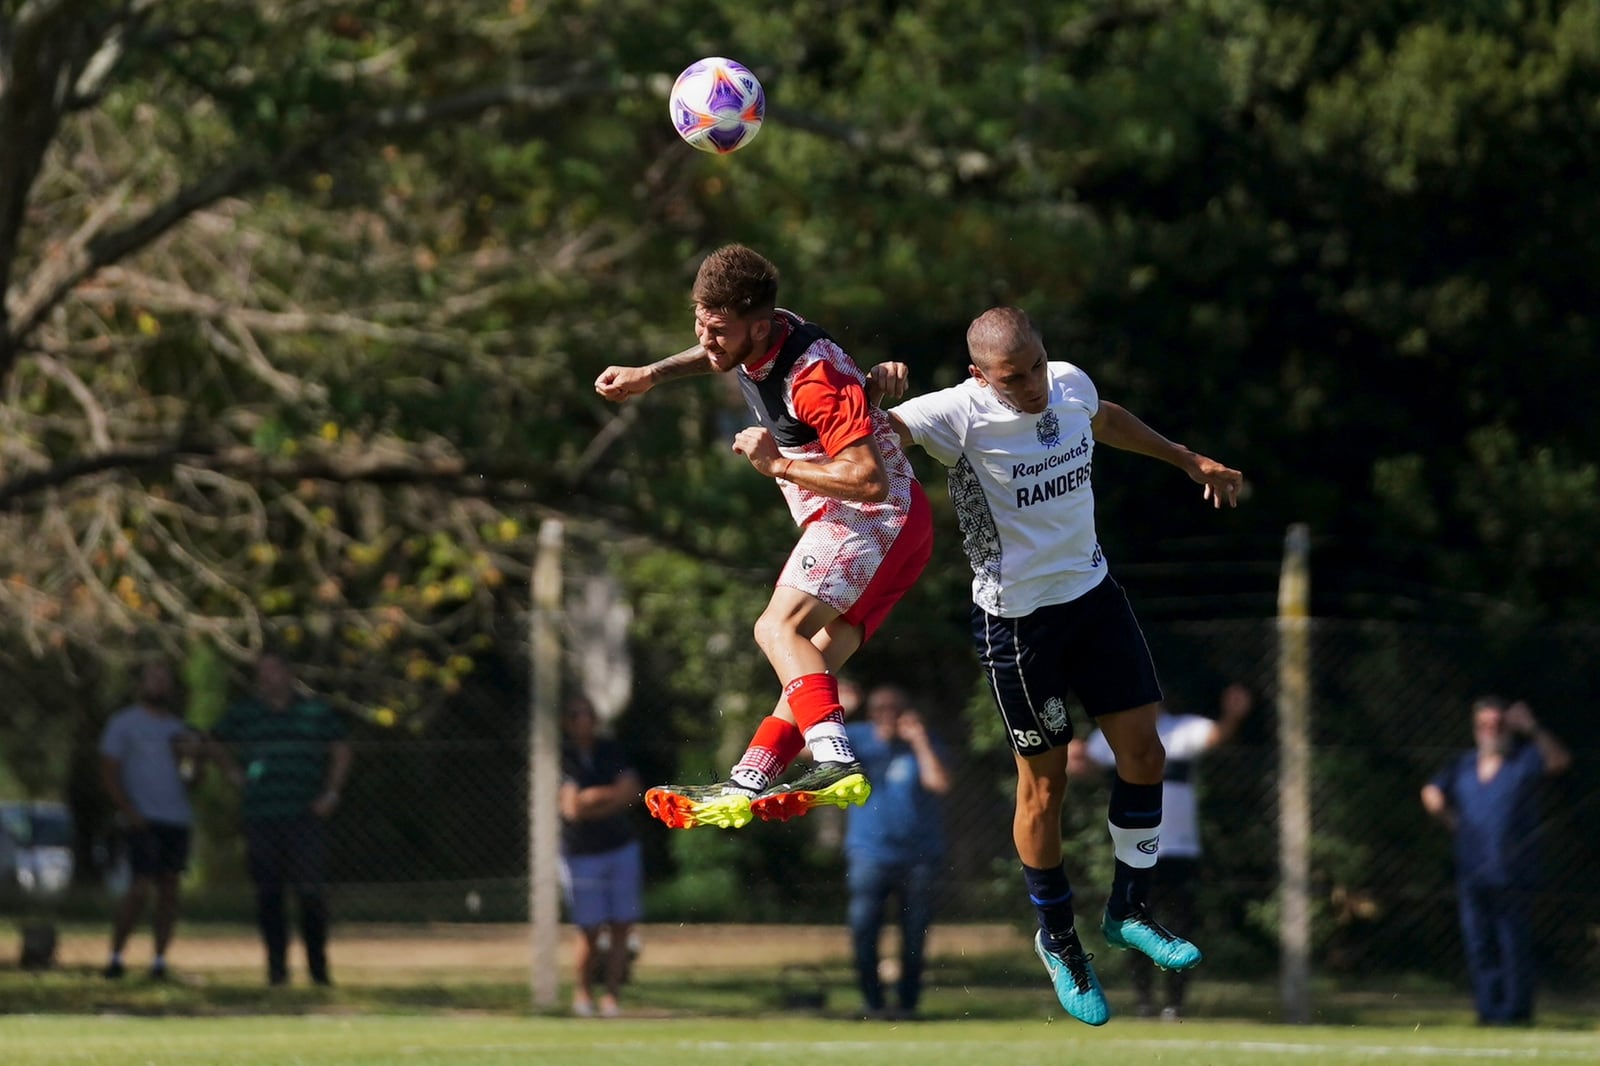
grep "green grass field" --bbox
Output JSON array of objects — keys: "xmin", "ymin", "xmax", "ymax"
[
  {"xmin": 4, "ymin": 1014, "xmax": 1599, "ymax": 1066},
  {"xmin": 2, "ymin": 924, "xmax": 1595, "ymax": 1065}
]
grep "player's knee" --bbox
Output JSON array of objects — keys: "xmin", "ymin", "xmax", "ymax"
[
  {"xmin": 1016, "ymin": 764, "xmax": 1067, "ymax": 816},
  {"xmin": 752, "ymin": 612, "xmax": 785, "ymax": 656}
]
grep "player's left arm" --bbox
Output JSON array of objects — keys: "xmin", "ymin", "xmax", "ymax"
[{"xmin": 1091, "ymin": 400, "xmax": 1244, "ymax": 509}]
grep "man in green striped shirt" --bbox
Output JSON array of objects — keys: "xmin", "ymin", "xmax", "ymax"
[{"xmin": 213, "ymin": 652, "xmax": 351, "ymax": 986}]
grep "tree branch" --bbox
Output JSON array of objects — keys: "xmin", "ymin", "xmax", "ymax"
[{"xmin": 3, "ymin": 74, "xmax": 622, "ymax": 383}]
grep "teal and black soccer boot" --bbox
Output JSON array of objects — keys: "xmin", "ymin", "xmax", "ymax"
[
  {"xmin": 750, "ymin": 760, "xmax": 871, "ymax": 822},
  {"xmin": 644, "ymin": 781, "xmax": 756, "ymax": 830},
  {"xmin": 1033, "ymin": 930, "xmax": 1110, "ymax": 1026},
  {"xmin": 1101, "ymin": 905, "xmax": 1203, "ymax": 971}
]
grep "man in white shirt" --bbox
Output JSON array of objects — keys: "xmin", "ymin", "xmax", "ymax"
[
  {"xmin": 1073, "ymin": 683, "xmax": 1255, "ymax": 1019},
  {"xmin": 880, "ymin": 306, "xmax": 1243, "ymax": 1025}
]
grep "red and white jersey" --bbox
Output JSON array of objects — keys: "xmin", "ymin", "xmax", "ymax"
[{"xmin": 735, "ymin": 310, "xmax": 919, "ymax": 530}]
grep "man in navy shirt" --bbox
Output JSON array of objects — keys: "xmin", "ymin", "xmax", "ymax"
[
  {"xmin": 1420, "ymin": 696, "xmax": 1571, "ymax": 1025},
  {"xmin": 843, "ymin": 684, "xmax": 951, "ymax": 1019},
  {"xmin": 559, "ymin": 696, "xmax": 643, "ymax": 1018}
]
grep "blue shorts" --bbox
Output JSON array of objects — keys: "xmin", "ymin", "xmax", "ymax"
[
  {"xmin": 559, "ymin": 840, "xmax": 643, "ymax": 929},
  {"xmin": 970, "ymin": 574, "xmax": 1162, "ymax": 757}
]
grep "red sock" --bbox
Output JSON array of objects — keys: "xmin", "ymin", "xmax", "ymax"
[
  {"xmin": 733, "ymin": 716, "xmax": 805, "ymax": 781},
  {"xmin": 783, "ymin": 673, "xmax": 843, "ymax": 732}
]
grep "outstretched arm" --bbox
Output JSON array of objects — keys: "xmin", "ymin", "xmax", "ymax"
[
  {"xmin": 594, "ymin": 344, "xmax": 715, "ymax": 402},
  {"xmin": 1091, "ymin": 401, "xmax": 1244, "ymax": 508}
]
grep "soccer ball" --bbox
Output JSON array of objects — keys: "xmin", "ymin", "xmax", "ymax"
[{"xmin": 669, "ymin": 57, "xmax": 765, "ymax": 154}]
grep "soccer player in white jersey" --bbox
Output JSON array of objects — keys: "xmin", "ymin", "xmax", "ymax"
[
  {"xmin": 594, "ymin": 245, "xmax": 934, "ymax": 830},
  {"xmin": 879, "ymin": 306, "xmax": 1243, "ymax": 1026}
]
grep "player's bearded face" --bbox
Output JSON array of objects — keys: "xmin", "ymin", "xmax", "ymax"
[{"xmin": 695, "ymin": 305, "xmax": 769, "ymax": 372}]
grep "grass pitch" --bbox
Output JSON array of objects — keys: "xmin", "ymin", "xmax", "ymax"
[
  {"xmin": 2, "ymin": 924, "xmax": 1594, "ymax": 1065},
  {"xmin": 4, "ymin": 1014, "xmax": 1599, "ymax": 1066}
]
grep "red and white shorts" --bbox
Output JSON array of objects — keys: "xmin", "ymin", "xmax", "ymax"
[{"xmin": 776, "ymin": 481, "xmax": 933, "ymax": 642}]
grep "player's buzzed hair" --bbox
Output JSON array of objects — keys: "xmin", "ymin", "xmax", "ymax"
[
  {"xmin": 966, "ymin": 307, "xmax": 1043, "ymax": 370},
  {"xmin": 692, "ymin": 244, "xmax": 780, "ymax": 318}
]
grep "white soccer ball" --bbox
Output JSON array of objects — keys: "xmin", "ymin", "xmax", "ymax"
[{"xmin": 669, "ymin": 57, "xmax": 765, "ymax": 154}]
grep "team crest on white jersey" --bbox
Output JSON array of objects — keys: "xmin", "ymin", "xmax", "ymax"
[
  {"xmin": 1036, "ymin": 409, "xmax": 1061, "ymax": 448},
  {"xmin": 1042, "ymin": 695, "xmax": 1069, "ymax": 732}
]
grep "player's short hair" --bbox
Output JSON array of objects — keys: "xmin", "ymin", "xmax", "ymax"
[
  {"xmin": 967, "ymin": 307, "xmax": 1042, "ymax": 368},
  {"xmin": 693, "ymin": 244, "xmax": 780, "ymax": 318}
]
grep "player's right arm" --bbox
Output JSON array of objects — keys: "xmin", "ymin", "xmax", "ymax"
[{"xmin": 594, "ymin": 344, "xmax": 713, "ymax": 402}]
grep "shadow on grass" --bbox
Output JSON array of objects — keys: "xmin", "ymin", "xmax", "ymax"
[{"xmin": 1, "ymin": 956, "xmax": 1594, "ymax": 1032}]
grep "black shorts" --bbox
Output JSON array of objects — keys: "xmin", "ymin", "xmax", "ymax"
[
  {"xmin": 970, "ymin": 574, "xmax": 1163, "ymax": 757},
  {"xmin": 127, "ymin": 822, "xmax": 191, "ymax": 877}
]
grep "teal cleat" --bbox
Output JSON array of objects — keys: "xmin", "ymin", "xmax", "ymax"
[
  {"xmin": 1033, "ymin": 930, "xmax": 1110, "ymax": 1026},
  {"xmin": 1101, "ymin": 906, "xmax": 1203, "ymax": 971}
]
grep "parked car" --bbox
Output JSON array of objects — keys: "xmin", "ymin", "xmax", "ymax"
[{"xmin": 0, "ymin": 801, "xmax": 75, "ymax": 903}]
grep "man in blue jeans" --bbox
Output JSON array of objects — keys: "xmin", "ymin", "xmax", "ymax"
[
  {"xmin": 843, "ymin": 684, "xmax": 951, "ymax": 1019},
  {"xmin": 1421, "ymin": 696, "xmax": 1571, "ymax": 1025}
]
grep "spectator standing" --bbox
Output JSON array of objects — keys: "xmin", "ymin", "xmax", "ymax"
[
  {"xmin": 1071, "ymin": 682, "xmax": 1254, "ymax": 1019},
  {"xmin": 212, "ymin": 652, "xmax": 352, "ymax": 986},
  {"xmin": 1421, "ymin": 696, "xmax": 1571, "ymax": 1025},
  {"xmin": 99, "ymin": 661, "xmax": 201, "ymax": 980},
  {"xmin": 559, "ymin": 696, "xmax": 644, "ymax": 1018},
  {"xmin": 843, "ymin": 684, "xmax": 951, "ymax": 1020}
]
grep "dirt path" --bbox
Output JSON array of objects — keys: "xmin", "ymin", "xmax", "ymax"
[{"xmin": 53, "ymin": 922, "xmax": 1027, "ymax": 975}]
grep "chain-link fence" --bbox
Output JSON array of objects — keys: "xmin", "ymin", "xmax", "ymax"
[{"xmin": 14, "ymin": 616, "xmax": 1597, "ymax": 996}]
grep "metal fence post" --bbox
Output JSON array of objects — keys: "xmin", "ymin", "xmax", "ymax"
[
  {"xmin": 529, "ymin": 519, "xmax": 564, "ymax": 1008},
  {"xmin": 1278, "ymin": 523, "xmax": 1312, "ymax": 1023}
]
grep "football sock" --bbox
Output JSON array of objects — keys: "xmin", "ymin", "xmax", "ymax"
[
  {"xmin": 802, "ymin": 715, "xmax": 855, "ymax": 764},
  {"xmin": 784, "ymin": 673, "xmax": 857, "ymax": 764},
  {"xmin": 1106, "ymin": 776, "xmax": 1163, "ymax": 919},
  {"xmin": 1022, "ymin": 862, "xmax": 1078, "ymax": 952},
  {"xmin": 730, "ymin": 716, "xmax": 806, "ymax": 792}
]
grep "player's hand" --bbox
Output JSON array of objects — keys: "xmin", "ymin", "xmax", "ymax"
[
  {"xmin": 732, "ymin": 426, "xmax": 784, "ymax": 476},
  {"xmin": 1189, "ymin": 454, "xmax": 1245, "ymax": 509},
  {"xmin": 866, "ymin": 362, "xmax": 909, "ymax": 407},
  {"xmin": 594, "ymin": 365, "xmax": 654, "ymax": 403}
]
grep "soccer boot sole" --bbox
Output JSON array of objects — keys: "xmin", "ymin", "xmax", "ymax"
[
  {"xmin": 750, "ymin": 772, "xmax": 871, "ymax": 822},
  {"xmin": 644, "ymin": 786, "xmax": 754, "ymax": 830}
]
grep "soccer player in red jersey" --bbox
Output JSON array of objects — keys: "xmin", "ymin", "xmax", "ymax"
[{"xmin": 594, "ymin": 245, "xmax": 933, "ymax": 829}]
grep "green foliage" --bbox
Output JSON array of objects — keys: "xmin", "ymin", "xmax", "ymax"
[{"xmin": 4, "ymin": 0, "xmax": 1600, "ymax": 977}]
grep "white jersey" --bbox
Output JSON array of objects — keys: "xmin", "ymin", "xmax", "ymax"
[
  {"xmin": 1085, "ymin": 712, "xmax": 1216, "ymax": 859},
  {"xmin": 892, "ymin": 361, "xmax": 1106, "ymax": 617}
]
